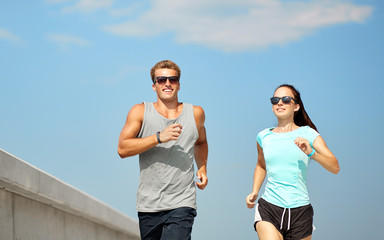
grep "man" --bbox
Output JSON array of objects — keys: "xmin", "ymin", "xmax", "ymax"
[{"xmin": 118, "ymin": 60, "xmax": 208, "ymax": 240}]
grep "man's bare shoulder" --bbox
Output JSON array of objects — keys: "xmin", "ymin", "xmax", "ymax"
[
  {"xmin": 127, "ymin": 103, "xmax": 145, "ymax": 121},
  {"xmin": 193, "ymin": 105, "xmax": 205, "ymax": 113},
  {"xmin": 131, "ymin": 103, "xmax": 145, "ymax": 112},
  {"xmin": 193, "ymin": 105, "xmax": 205, "ymax": 122}
]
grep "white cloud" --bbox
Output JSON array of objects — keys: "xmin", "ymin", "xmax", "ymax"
[
  {"xmin": 102, "ymin": 0, "xmax": 373, "ymax": 52},
  {"xmin": 62, "ymin": 0, "xmax": 114, "ymax": 13},
  {"xmin": 0, "ymin": 28, "xmax": 21, "ymax": 43},
  {"xmin": 47, "ymin": 34, "xmax": 91, "ymax": 50}
]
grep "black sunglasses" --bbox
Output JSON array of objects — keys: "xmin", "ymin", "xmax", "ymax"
[
  {"xmin": 155, "ymin": 76, "xmax": 180, "ymax": 85},
  {"xmin": 270, "ymin": 96, "xmax": 297, "ymax": 105}
]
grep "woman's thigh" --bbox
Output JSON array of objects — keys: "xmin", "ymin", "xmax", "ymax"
[
  {"xmin": 301, "ymin": 235, "xmax": 312, "ymax": 240},
  {"xmin": 256, "ymin": 221, "xmax": 284, "ymax": 240}
]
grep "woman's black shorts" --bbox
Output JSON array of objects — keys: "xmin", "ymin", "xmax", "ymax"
[{"xmin": 254, "ymin": 198, "xmax": 314, "ymax": 240}]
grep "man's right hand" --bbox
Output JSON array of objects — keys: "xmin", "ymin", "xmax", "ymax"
[{"xmin": 159, "ymin": 123, "xmax": 183, "ymax": 143}]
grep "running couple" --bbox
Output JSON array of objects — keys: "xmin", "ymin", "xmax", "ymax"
[{"xmin": 118, "ymin": 60, "xmax": 340, "ymax": 240}]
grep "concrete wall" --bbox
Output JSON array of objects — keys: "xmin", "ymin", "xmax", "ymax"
[{"xmin": 0, "ymin": 149, "xmax": 140, "ymax": 240}]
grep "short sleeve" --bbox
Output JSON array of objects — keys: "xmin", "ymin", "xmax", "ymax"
[
  {"xmin": 257, "ymin": 133, "xmax": 263, "ymax": 148},
  {"xmin": 303, "ymin": 126, "xmax": 320, "ymax": 147},
  {"xmin": 257, "ymin": 128, "xmax": 271, "ymax": 148}
]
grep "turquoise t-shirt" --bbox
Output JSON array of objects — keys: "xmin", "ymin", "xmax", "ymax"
[{"xmin": 257, "ymin": 126, "xmax": 319, "ymax": 208}]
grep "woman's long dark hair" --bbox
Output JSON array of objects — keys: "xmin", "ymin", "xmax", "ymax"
[{"xmin": 275, "ymin": 84, "xmax": 318, "ymax": 132}]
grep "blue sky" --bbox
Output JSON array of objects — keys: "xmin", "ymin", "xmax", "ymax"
[{"xmin": 1, "ymin": 0, "xmax": 383, "ymax": 239}]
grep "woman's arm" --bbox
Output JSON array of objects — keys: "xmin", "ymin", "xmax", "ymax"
[
  {"xmin": 295, "ymin": 136, "xmax": 340, "ymax": 174},
  {"xmin": 246, "ymin": 143, "xmax": 267, "ymax": 208}
]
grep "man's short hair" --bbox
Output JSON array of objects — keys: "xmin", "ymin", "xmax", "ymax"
[{"xmin": 150, "ymin": 60, "xmax": 181, "ymax": 83}]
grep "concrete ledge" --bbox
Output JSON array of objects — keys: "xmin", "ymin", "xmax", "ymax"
[{"xmin": 0, "ymin": 149, "xmax": 140, "ymax": 240}]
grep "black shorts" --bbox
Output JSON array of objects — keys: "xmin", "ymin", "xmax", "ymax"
[
  {"xmin": 138, "ymin": 207, "xmax": 197, "ymax": 240},
  {"xmin": 254, "ymin": 198, "xmax": 314, "ymax": 240}
]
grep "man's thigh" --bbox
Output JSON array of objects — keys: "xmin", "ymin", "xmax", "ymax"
[
  {"xmin": 162, "ymin": 207, "xmax": 197, "ymax": 240},
  {"xmin": 138, "ymin": 207, "xmax": 197, "ymax": 240},
  {"xmin": 138, "ymin": 211, "xmax": 165, "ymax": 240}
]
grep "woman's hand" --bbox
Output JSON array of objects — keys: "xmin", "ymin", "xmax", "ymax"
[
  {"xmin": 294, "ymin": 137, "xmax": 312, "ymax": 155},
  {"xmin": 246, "ymin": 192, "xmax": 258, "ymax": 209}
]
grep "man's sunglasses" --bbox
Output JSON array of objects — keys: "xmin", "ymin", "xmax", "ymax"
[
  {"xmin": 270, "ymin": 96, "xmax": 297, "ymax": 105},
  {"xmin": 155, "ymin": 76, "xmax": 180, "ymax": 85}
]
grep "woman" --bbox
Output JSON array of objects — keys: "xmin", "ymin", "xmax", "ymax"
[{"xmin": 246, "ymin": 84, "xmax": 339, "ymax": 240}]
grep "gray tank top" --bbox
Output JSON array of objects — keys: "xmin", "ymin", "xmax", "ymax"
[{"xmin": 136, "ymin": 102, "xmax": 199, "ymax": 212}]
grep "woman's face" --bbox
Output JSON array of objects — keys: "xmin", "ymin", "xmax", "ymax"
[{"xmin": 272, "ymin": 87, "xmax": 300, "ymax": 120}]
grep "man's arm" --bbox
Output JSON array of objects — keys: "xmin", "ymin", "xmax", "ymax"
[
  {"xmin": 117, "ymin": 104, "xmax": 158, "ymax": 158},
  {"xmin": 118, "ymin": 103, "xmax": 183, "ymax": 158},
  {"xmin": 193, "ymin": 106, "xmax": 208, "ymax": 190}
]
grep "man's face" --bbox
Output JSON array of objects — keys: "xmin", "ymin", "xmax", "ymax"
[{"xmin": 152, "ymin": 68, "xmax": 180, "ymax": 102}]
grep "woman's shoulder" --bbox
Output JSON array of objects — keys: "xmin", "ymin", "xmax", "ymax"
[
  {"xmin": 257, "ymin": 128, "xmax": 273, "ymax": 138},
  {"xmin": 299, "ymin": 126, "xmax": 319, "ymax": 134},
  {"xmin": 256, "ymin": 128, "xmax": 274, "ymax": 147},
  {"xmin": 299, "ymin": 126, "xmax": 320, "ymax": 143}
]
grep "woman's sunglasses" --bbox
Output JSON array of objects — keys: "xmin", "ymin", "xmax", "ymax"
[
  {"xmin": 270, "ymin": 96, "xmax": 297, "ymax": 105},
  {"xmin": 155, "ymin": 76, "xmax": 180, "ymax": 85}
]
